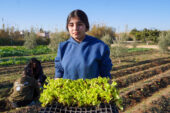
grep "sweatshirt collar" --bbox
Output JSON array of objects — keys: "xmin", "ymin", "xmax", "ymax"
[{"xmin": 68, "ymin": 35, "xmax": 91, "ymax": 45}]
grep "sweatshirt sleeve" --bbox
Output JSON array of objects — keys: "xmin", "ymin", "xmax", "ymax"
[
  {"xmin": 99, "ymin": 45, "xmax": 113, "ymax": 78},
  {"xmin": 55, "ymin": 44, "xmax": 64, "ymax": 78}
]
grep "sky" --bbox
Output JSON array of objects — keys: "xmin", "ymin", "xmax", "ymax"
[{"xmin": 0, "ymin": 0, "xmax": 170, "ymax": 32}]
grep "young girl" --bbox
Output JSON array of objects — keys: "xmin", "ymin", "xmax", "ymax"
[{"xmin": 55, "ymin": 9, "xmax": 113, "ymax": 80}]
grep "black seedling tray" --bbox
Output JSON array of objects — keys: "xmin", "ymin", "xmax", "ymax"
[{"xmin": 39, "ymin": 103, "xmax": 118, "ymax": 113}]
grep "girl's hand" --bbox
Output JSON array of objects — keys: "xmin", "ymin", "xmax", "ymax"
[{"xmin": 54, "ymin": 78, "xmax": 60, "ymax": 80}]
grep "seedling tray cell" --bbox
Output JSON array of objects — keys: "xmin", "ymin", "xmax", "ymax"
[{"xmin": 39, "ymin": 103, "xmax": 118, "ymax": 113}]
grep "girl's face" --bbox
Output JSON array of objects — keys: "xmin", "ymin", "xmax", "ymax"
[{"xmin": 68, "ymin": 17, "xmax": 86, "ymax": 43}]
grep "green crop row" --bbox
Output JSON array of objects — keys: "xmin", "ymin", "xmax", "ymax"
[
  {"xmin": 0, "ymin": 54, "xmax": 56, "ymax": 66},
  {"xmin": 0, "ymin": 45, "xmax": 52, "ymax": 57}
]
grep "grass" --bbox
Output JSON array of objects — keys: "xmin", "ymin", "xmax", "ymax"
[
  {"xmin": 0, "ymin": 74, "xmax": 20, "ymax": 83},
  {"xmin": 0, "ymin": 87, "xmax": 11, "ymax": 98},
  {"xmin": 127, "ymin": 48, "xmax": 151, "ymax": 53}
]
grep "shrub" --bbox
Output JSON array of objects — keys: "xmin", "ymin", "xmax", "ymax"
[
  {"xmin": 132, "ymin": 36, "xmax": 137, "ymax": 48},
  {"xmin": 158, "ymin": 31, "xmax": 170, "ymax": 53},
  {"xmin": 48, "ymin": 31, "xmax": 69, "ymax": 52},
  {"xmin": 87, "ymin": 24, "xmax": 115, "ymax": 39},
  {"xmin": 0, "ymin": 25, "xmax": 24, "ymax": 46},
  {"xmin": 110, "ymin": 37, "xmax": 128, "ymax": 63},
  {"xmin": 36, "ymin": 36, "xmax": 50, "ymax": 45},
  {"xmin": 110, "ymin": 46, "xmax": 128, "ymax": 58},
  {"xmin": 24, "ymin": 29, "xmax": 37, "ymax": 49},
  {"xmin": 101, "ymin": 34, "xmax": 113, "ymax": 47}
]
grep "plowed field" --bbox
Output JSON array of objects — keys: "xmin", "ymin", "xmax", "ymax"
[{"xmin": 0, "ymin": 51, "xmax": 169, "ymax": 113}]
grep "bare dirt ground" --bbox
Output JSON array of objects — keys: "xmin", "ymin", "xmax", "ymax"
[
  {"xmin": 126, "ymin": 44, "xmax": 170, "ymax": 50},
  {"xmin": 126, "ymin": 45, "xmax": 159, "ymax": 49},
  {"xmin": 0, "ymin": 50, "xmax": 170, "ymax": 113}
]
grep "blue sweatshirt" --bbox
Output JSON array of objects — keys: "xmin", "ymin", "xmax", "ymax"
[{"xmin": 55, "ymin": 35, "xmax": 113, "ymax": 80}]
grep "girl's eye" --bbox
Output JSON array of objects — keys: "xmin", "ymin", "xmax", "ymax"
[{"xmin": 69, "ymin": 24, "xmax": 73, "ymax": 27}]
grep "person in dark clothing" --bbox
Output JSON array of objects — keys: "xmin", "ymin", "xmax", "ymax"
[
  {"xmin": 8, "ymin": 67, "xmax": 40, "ymax": 108},
  {"xmin": 26, "ymin": 58, "xmax": 47, "ymax": 86}
]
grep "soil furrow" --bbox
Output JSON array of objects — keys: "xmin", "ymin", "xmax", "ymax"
[
  {"xmin": 119, "ymin": 72, "xmax": 170, "ymax": 110},
  {"xmin": 112, "ymin": 56, "xmax": 170, "ymax": 71},
  {"xmin": 115, "ymin": 63, "xmax": 170, "ymax": 88},
  {"xmin": 111, "ymin": 58, "xmax": 170, "ymax": 78},
  {"xmin": 123, "ymin": 86, "xmax": 170, "ymax": 113}
]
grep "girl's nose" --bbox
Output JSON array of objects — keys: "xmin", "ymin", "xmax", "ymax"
[{"xmin": 73, "ymin": 24, "xmax": 79, "ymax": 31}]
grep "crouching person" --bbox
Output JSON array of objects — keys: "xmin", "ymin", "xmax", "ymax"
[
  {"xmin": 26, "ymin": 58, "xmax": 47, "ymax": 87},
  {"xmin": 8, "ymin": 67, "xmax": 40, "ymax": 108}
]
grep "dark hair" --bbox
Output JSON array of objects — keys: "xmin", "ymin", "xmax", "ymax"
[
  {"xmin": 27, "ymin": 58, "xmax": 43, "ymax": 80},
  {"xmin": 30, "ymin": 58, "xmax": 40, "ymax": 64},
  {"xmin": 66, "ymin": 9, "xmax": 89, "ymax": 31},
  {"xmin": 24, "ymin": 67, "xmax": 32, "ymax": 77}
]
